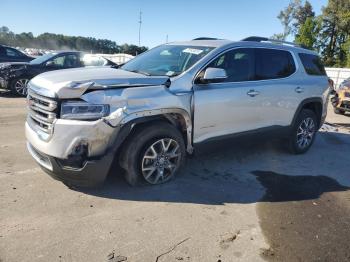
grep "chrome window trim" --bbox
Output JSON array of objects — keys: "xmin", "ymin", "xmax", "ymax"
[{"xmin": 192, "ymin": 46, "xmax": 299, "ymax": 86}]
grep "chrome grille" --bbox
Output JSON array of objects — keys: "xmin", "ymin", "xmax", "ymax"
[{"xmin": 27, "ymin": 89, "xmax": 57, "ymax": 134}]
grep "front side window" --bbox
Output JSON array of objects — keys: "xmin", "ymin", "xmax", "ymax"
[
  {"xmin": 48, "ymin": 54, "xmax": 80, "ymax": 68},
  {"xmin": 205, "ymin": 48, "xmax": 255, "ymax": 82},
  {"xmin": 255, "ymin": 49, "xmax": 296, "ymax": 80},
  {"xmin": 51, "ymin": 56, "xmax": 65, "ymax": 67},
  {"xmin": 299, "ymin": 53, "xmax": 326, "ymax": 76},
  {"xmin": 121, "ymin": 45, "xmax": 214, "ymax": 77}
]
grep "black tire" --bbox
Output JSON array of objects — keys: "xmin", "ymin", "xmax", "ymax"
[
  {"xmin": 334, "ymin": 107, "xmax": 345, "ymax": 115},
  {"xmin": 10, "ymin": 78, "xmax": 29, "ymax": 97},
  {"xmin": 288, "ymin": 109, "xmax": 317, "ymax": 154},
  {"xmin": 119, "ymin": 121, "xmax": 186, "ymax": 186}
]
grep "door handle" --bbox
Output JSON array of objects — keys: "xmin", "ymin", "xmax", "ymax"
[
  {"xmin": 295, "ymin": 87, "xmax": 304, "ymax": 93},
  {"xmin": 247, "ymin": 89, "xmax": 260, "ymax": 97}
]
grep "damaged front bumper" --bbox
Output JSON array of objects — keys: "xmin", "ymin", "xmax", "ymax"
[
  {"xmin": 25, "ymin": 116, "xmax": 121, "ymax": 187},
  {"xmin": 27, "ymin": 142, "xmax": 114, "ymax": 187}
]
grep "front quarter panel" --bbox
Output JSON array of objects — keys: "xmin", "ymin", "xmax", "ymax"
[
  {"xmin": 81, "ymin": 85, "xmax": 192, "ymax": 127},
  {"xmin": 81, "ymin": 85, "xmax": 194, "ymax": 153}
]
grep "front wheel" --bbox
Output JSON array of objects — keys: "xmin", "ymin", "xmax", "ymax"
[
  {"xmin": 288, "ymin": 109, "xmax": 317, "ymax": 154},
  {"xmin": 11, "ymin": 78, "xmax": 29, "ymax": 97},
  {"xmin": 119, "ymin": 122, "xmax": 186, "ymax": 186}
]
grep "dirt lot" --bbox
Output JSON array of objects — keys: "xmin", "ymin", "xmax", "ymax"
[{"xmin": 0, "ymin": 92, "xmax": 350, "ymax": 262}]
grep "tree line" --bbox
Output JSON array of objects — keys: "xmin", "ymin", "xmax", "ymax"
[
  {"xmin": 0, "ymin": 26, "xmax": 148, "ymax": 55},
  {"xmin": 274, "ymin": 0, "xmax": 350, "ymax": 67}
]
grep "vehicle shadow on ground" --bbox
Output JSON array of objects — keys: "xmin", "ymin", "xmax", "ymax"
[{"xmin": 80, "ymin": 132, "xmax": 350, "ymax": 205}]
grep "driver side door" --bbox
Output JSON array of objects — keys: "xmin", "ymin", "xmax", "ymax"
[{"xmin": 192, "ymin": 48, "xmax": 264, "ymax": 143}]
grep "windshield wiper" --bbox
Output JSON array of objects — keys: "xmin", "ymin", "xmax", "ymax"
[{"xmin": 128, "ymin": 69, "xmax": 151, "ymax": 76}]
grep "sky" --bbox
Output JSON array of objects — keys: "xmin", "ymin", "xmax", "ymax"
[{"xmin": 1, "ymin": 0, "xmax": 328, "ymax": 48}]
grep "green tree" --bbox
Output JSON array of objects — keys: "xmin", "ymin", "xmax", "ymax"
[
  {"xmin": 276, "ymin": 0, "xmax": 301, "ymax": 40},
  {"xmin": 293, "ymin": 0, "xmax": 315, "ymax": 31},
  {"xmin": 275, "ymin": 0, "xmax": 316, "ymax": 40},
  {"xmin": 295, "ymin": 17, "xmax": 319, "ymax": 49},
  {"xmin": 319, "ymin": 0, "xmax": 350, "ymax": 66},
  {"xmin": 341, "ymin": 38, "xmax": 350, "ymax": 68},
  {"xmin": 0, "ymin": 26, "xmax": 148, "ymax": 55},
  {"xmin": 275, "ymin": 0, "xmax": 350, "ymax": 67}
]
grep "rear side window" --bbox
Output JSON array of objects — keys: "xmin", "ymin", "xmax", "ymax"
[
  {"xmin": 5, "ymin": 47, "xmax": 24, "ymax": 57},
  {"xmin": 255, "ymin": 49, "xmax": 296, "ymax": 80},
  {"xmin": 299, "ymin": 53, "xmax": 326, "ymax": 76}
]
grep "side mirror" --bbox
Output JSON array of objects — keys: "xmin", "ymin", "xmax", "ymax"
[
  {"xmin": 201, "ymin": 67, "xmax": 227, "ymax": 83},
  {"xmin": 45, "ymin": 61, "xmax": 54, "ymax": 67}
]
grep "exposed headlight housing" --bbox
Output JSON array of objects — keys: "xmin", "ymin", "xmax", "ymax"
[{"xmin": 61, "ymin": 101, "xmax": 109, "ymax": 120}]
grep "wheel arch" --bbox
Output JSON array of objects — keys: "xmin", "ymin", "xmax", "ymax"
[
  {"xmin": 111, "ymin": 108, "xmax": 193, "ymax": 157},
  {"xmin": 292, "ymin": 98, "xmax": 323, "ymax": 129}
]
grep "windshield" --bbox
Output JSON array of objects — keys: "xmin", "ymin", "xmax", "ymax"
[
  {"xmin": 121, "ymin": 45, "xmax": 214, "ymax": 76},
  {"xmin": 29, "ymin": 53, "xmax": 57, "ymax": 65}
]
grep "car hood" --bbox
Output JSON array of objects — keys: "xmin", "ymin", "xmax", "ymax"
[
  {"xmin": 0, "ymin": 62, "xmax": 29, "ymax": 69},
  {"xmin": 29, "ymin": 67, "xmax": 170, "ymax": 99}
]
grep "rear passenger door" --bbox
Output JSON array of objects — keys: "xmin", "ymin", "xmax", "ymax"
[{"xmin": 252, "ymin": 48, "xmax": 299, "ymax": 127}]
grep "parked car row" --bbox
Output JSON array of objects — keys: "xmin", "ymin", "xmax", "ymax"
[{"xmin": 0, "ymin": 48, "xmax": 118, "ymax": 96}]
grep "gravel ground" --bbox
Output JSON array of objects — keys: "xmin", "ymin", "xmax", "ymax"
[{"xmin": 0, "ymin": 91, "xmax": 349, "ymax": 262}]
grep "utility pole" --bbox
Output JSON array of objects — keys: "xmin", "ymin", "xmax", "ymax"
[
  {"xmin": 166, "ymin": 34, "xmax": 168, "ymax": 43},
  {"xmin": 138, "ymin": 11, "xmax": 142, "ymax": 46}
]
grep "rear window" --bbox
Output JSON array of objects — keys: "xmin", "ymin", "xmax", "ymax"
[
  {"xmin": 5, "ymin": 47, "xmax": 25, "ymax": 57},
  {"xmin": 299, "ymin": 53, "xmax": 326, "ymax": 76},
  {"xmin": 255, "ymin": 49, "xmax": 296, "ymax": 80}
]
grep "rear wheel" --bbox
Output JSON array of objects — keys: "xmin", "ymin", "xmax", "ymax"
[
  {"xmin": 119, "ymin": 122, "xmax": 186, "ymax": 186},
  {"xmin": 288, "ymin": 109, "xmax": 317, "ymax": 154},
  {"xmin": 11, "ymin": 78, "xmax": 29, "ymax": 97}
]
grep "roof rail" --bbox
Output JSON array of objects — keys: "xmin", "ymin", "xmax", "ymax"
[
  {"xmin": 192, "ymin": 37, "xmax": 219, "ymax": 41},
  {"xmin": 241, "ymin": 36, "xmax": 303, "ymax": 48}
]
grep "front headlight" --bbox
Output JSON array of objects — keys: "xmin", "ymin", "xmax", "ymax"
[{"xmin": 61, "ymin": 101, "xmax": 110, "ymax": 120}]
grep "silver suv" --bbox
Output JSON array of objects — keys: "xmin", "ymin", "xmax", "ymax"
[{"xmin": 25, "ymin": 37, "xmax": 329, "ymax": 187}]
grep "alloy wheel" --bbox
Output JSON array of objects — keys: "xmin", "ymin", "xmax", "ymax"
[
  {"xmin": 141, "ymin": 138, "xmax": 181, "ymax": 184},
  {"xmin": 14, "ymin": 79, "xmax": 29, "ymax": 96},
  {"xmin": 296, "ymin": 117, "xmax": 315, "ymax": 149}
]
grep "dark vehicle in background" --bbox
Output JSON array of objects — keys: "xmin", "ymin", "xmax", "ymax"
[
  {"xmin": 331, "ymin": 77, "xmax": 350, "ymax": 115},
  {"xmin": 0, "ymin": 51, "xmax": 117, "ymax": 96},
  {"xmin": 0, "ymin": 44, "xmax": 34, "ymax": 63}
]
